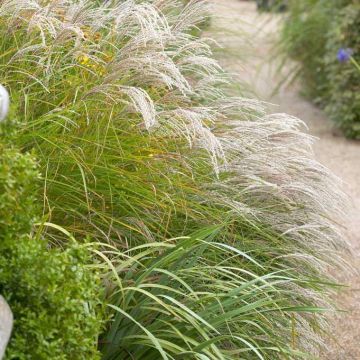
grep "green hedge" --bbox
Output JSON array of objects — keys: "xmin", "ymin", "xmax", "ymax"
[
  {"xmin": 0, "ymin": 146, "xmax": 104, "ymax": 359},
  {"xmin": 281, "ymin": 0, "xmax": 360, "ymax": 138}
]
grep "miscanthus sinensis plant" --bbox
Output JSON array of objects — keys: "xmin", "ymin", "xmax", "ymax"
[{"xmin": 0, "ymin": 0, "xmax": 349, "ymax": 358}]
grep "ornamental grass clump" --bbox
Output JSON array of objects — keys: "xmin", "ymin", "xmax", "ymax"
[{"xmin": 0, "ymin": 0, "xmax": 349, "ymax": 358}]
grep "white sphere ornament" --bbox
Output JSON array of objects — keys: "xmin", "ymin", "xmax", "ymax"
[
  {"xmin": 0, "ymin": 85, "xmax": 9, "ymax": 122},
  {"xmin": 0, "ymin": 295, "xmax": 13, "ymax": 359}
]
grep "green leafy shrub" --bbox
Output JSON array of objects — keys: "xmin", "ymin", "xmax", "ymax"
[
  {"xmin": 0, "ymin": 146, "xmax": 38, "ymax": 237},
  {"xmin": 324, "ymin": 3, "xmax": 360, "ymax": 138},
  {"xmin": 280, "ymin": 0, "xmax": 359, "ymax": 137},
  {"xmin": 1, "ymin": 237, "xmax": 104, "ymax": 360},
  {"xmin": 0, "ymin": 146, "xmax": 104, "ymax": 359}
]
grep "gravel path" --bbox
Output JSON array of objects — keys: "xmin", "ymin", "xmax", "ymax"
[{"xmin": 208, "ymin": 1, "xmax": 360, "ymax": 358}]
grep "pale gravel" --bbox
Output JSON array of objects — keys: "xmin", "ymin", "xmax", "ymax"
[{"xmin": 207, "ymin": 1, "xmax": 360, "ymax": 358}]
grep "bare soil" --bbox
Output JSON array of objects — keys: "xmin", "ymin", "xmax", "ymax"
[{"xmin": 208, "ymin": 1, "xmax": 360, "ymax": 358}]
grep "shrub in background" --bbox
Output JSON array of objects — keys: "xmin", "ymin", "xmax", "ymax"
[
  {"xmin": 324, "ymin": 3, "xmax": 360, "ymax": 138},
  {"xmin": 280, "ymin": 0, "xmax": 359, "ymax": 138},
  {"xmin": 0, "ymin": 0, "xmax": 349, "ymax": 358},
  {"xmin": 256, "ymin": 0, "xmax": 288, "ymax": 12},
  {"xmin": 0, "ymin": 145, "xmax": 104, "ymax": 359},
  {"xmin": 280, "ymin": 0, "xmax": 340, "ymax": 101}
]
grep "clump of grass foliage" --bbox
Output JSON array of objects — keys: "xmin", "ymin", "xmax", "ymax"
[
  {"xmin": 280, "ymin": 0, "xmax": 360, "ymax": 138},
  {"xmin": 0, "ymin": 0, "xmax": 349, "ymax": 358}
]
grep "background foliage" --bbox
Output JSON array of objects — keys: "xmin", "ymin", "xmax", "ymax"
[
  {"xmin": 256, "ymin": 0, "xmax": 288, "ymax": 12},
  {"xmin": 324, "ymin": 3, "xmax": 360, "ymax": 138},
  {"xmin": 280, "ymin": 0, "xmax": 360, "ymax": 138}
]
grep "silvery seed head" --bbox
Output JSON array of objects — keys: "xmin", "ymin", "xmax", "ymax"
[{"xmin": 0, "ymin": 85, "xmax": 9, "ymax": 122}]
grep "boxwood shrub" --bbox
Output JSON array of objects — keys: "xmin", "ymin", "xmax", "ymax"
[{"xmin": 0, "ymin": 145, "xmax": 104, "ymax": 359}]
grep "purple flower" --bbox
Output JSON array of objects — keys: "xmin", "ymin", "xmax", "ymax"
[{"xmin": 337, "ymin": 48, "xmax": 353, "ymax": 63}]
